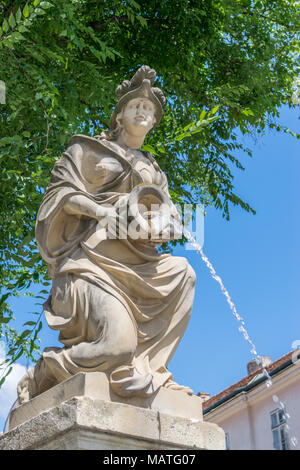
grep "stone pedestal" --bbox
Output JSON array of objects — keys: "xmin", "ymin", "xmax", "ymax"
[{"xmin": 0, "ymin": 373, "xmax": 225, "ymax": 450}]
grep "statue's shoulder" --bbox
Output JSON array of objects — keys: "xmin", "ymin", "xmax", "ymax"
[
  {"xmin": 143, "ymin": 150, "xmax": 168, "ymax": 181},
  {"xmin": 67, "ymin": 134, "xmax": 116, "ymax": 156},
  {"xmin": 66, "ymin": 134, "xmax": 132, "ymax": 171},
  {"xmin": 143, "ymin": 150, "xmax": 155, "ymax": 163}
]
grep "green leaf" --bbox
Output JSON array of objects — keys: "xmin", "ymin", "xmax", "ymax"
[
  {"xmin": 4, "ymin": 366, "xmax": 12, "ymax": 378},
  {"xmin": 8, "ymin": 13, "xmax": 16, "ymax": 29},
  {"xmin": 39, "ymin": 1, "xmax": 53, "ymax": 9},
  {"xmin": 141, "ymin": 144, "xmax": 159, "ymax": 156},
  {"xmin": 199, "ymin": 109, "xmax": 206, "ymax": 121},
  {"xmin": 35, "ymin": 8, "xmax": 47, "ymax": 15},
  {"xmin": 17, "ymin": 25, "xmax": 29, "ymax": 33},
  {"xmin": 12, "ymin": 350, "xmax": 23, "ymax": 362},
  {"xmin": 2, "ymin": 19, "xmax": 9, "ymax": 32},
  {"xmin": 242, "ymin": 108, "xmax": 255, "ymax": 117},
  {"xmin": 0, "ymin": 292, "xmax": 10, "ymax": 306},
  {"xmin": 23, "ymin": 4, "xmax": 30, "ymax": 18},
  {"xmin": 20, "ymin": 329, "xmax": 32, "ymax": 338},
  {"xmin": 211, "ymin": 106, "xmax": 220, "ymax": 115},
  {"xmin": 136, "ymin": 15, "xmax": 147, "ymax": 27},
  {"xmin": 16, "ymin": 8, "xmax": 22, "ymax": 22},
  {"xmin": 10, "ymin": 32, "xmax": 26, "ymax": 42}
]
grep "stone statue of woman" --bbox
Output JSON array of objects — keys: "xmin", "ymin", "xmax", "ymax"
[{"xmin": 17, "ymin": 65, "xmax": 196, "ymax": 404}]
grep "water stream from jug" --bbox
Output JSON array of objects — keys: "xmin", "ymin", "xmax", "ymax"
[{"xmin": 182, "ymin": 226, "xmax": 297, "ymax": 447}]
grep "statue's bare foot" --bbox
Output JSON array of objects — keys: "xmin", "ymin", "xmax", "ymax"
[
  {"xmin": 164, "ymin": 379, "xmax": 194, "ymax": 396},
  {"xmin": 17, "ymin": 368, "xmax": 37, "ymax": 404}
]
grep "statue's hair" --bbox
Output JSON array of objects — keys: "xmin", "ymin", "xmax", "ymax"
[
  {"xmin": 98, "ymin": 127, "xmax": 121, "ymax": 141},
  {"xmin": 97, "ymin": 112, "xmax": 123, "ymax": 141},
  {"xmin": 115, "ymin": 66, "xmax": 165, "ymax": 109},
  {"xmin": 109, "ymin": 65, "xmax": 165, "ymax": 132}
]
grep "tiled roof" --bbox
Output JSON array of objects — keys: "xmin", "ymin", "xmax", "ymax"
[{"xmin": 201, "ymin": 351, "xmax": 298, "ymax": 413}]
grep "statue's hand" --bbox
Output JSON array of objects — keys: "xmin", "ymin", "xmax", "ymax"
[
  {"xmin": 145, "ymin": 211, "xmax": 181, "ymax": 243},
  {"xmin": 96, "ymin": 203, "xmax": 130, "ymax": 240},
  {"xmin": 96, "ymin": 205, "xmax": 117, "ymax": 221},
  {"xmin": 96, "ymin": 205, "xmax": 118, "ymax": 233},
  {"xmin": 170, "ymin": 203, "xmax": 182, "ymax": 224}
]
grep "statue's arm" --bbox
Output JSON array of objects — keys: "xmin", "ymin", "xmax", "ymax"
[{"xmin": 63, "ymin": 194, "xmax": 112, "ymax": 220}]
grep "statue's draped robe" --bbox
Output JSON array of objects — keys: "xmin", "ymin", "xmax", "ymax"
[{"xmin": 35, "ymin": 135, "xmax": 196, "ymax": 397}]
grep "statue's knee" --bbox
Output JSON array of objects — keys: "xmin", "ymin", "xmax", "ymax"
[
  {"xmin": 51, "ymin": 274, "xmax": 73, "ymax": 315},
  {"xmin": 113, "ymin": 349, "xmax": 135, "ymax": 368},
  {"xmin": 109, "ymin": 330, "xmax": 137, "ymax": 367}
]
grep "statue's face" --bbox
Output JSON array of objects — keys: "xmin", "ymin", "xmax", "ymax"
[{"xmin": 121, "ymin": 98, "xmax": 156, "ymax": 137}]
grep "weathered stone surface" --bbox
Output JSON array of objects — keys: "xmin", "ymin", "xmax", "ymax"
[
  {"xmin": 9, "ymin": 372, "xmax": 203, "ymax": 431},
  {"xmin": 0, "ymin": 396, "xmax": 225, "ymax": 450}
]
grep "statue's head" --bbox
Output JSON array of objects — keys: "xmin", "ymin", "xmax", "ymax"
[
  {"xmin": 116, "ymin": 96, "xmax": 156, "ymax": 139},
  {"xmin": 102, "ymin": 66, "xmax": 166, "ymax": 141}
]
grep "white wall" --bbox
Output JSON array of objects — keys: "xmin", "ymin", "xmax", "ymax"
[{"xmin": 204, "ymin": 365, "xmax": 300, "ymax": 450}]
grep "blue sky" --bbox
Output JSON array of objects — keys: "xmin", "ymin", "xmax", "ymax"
[
  {"xmin": 170, "ymin": 105, "xmax": 299, "ymax": 395},
  {"xmin": 0, "ymin": 105, "xmax": 299, "ymax": 431}
]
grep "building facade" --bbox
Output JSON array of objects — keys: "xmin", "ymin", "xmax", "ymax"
[{"xmin": 202, "ymin": 351, "xmax": 300, "ymax": 450}]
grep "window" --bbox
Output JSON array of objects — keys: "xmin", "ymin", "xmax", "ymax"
[{"xmin": 270, "ymin": 408, "xmax": 289, "ymax": 450}]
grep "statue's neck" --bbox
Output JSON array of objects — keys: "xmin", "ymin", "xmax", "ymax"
[{"xmin": 116, "ymin": 129, "xmax": 145, "ymax": 150}]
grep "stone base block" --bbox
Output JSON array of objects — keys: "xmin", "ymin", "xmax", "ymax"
[
  {"xmin": 7, "ymin": 372, "xmax": 204, "ymax": 431},
  {"xmin": 0, "ymin": 396, "xmax": 225, "ymax": 450},
  {"xmin": 0, "ymin": 372, "xmax": 225, "ymax": 450}
]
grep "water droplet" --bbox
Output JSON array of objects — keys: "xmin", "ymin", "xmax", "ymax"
[
  {"xmin": 291, "ymin": 436, "xmax": 298, "ymax": 447},
  {"xmin": 266, "ymin": 379, "xmax": 273, "ymax": 388},
  {"xmin": 263, "ymin": 368, "xmax": 271, "ymax": 379}
]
